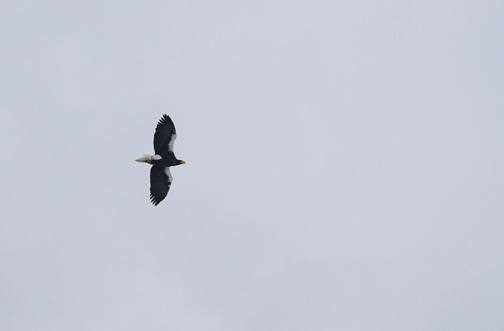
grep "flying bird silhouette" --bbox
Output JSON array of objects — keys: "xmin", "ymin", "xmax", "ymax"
[{"xmin": 136, "ymin": 114, "xmax": 185, "ymax": 205}]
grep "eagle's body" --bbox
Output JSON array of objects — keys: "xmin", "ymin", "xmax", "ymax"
[{"xmin": 136, "ymin": 114, "xmax": 185, "ymax": 205}]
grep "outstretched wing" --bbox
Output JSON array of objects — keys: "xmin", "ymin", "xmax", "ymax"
[
  {"xmin": 150, "ymin": 166, "xmax": 172, "ymax": 206},
  {"xmin": 153, "ymin": 114, "xmax": 177, "ymax": 158}
]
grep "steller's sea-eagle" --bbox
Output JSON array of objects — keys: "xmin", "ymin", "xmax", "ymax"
[{"xmin": 135, "ymin": 114, "xmax": 185, "ymax": 205}]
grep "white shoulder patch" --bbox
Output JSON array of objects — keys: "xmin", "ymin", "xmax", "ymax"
[
  {"xmin": 165, "ymin": 167, "xmax": 173, "ymax": 183},
  {"xmin": 168, "ymin": 133, "xmax": 177, "ymax": 152}
]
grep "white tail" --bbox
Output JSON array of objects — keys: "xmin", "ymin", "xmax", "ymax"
[{"xmin": 135, "ymin": 154, "xmax": 162, "ymax": 162}]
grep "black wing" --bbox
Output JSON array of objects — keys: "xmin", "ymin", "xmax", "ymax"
[
  {"xmin": 150, "ymin": 166, "xmax": 172, "ymax": 206},
  {"xmin": 153, "ymin": 114, "xmax": 177, "ymax": 158}
]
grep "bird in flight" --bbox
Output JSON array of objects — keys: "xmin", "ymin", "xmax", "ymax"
[{"xmin": 136, "ymin": 114, "xmax": 185, "ymax": 205}]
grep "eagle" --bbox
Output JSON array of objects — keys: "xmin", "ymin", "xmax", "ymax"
[{"xmin": 136, "ymin": 114, "xmax": 185, "ymax": 205}]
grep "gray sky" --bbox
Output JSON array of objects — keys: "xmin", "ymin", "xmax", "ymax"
[{"xmin": 1, "ymin": 1, "xmax": 504, "ymax": 330}]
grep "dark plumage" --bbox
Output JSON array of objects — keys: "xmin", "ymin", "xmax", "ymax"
[{"xmin": 136, "ymin": 114, "xmax": 185, "ymax": 205}]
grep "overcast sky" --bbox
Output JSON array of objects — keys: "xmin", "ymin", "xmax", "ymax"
[{"xmin": 1, "ymin": 1, "xmax": 504, "ymax": 330}]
